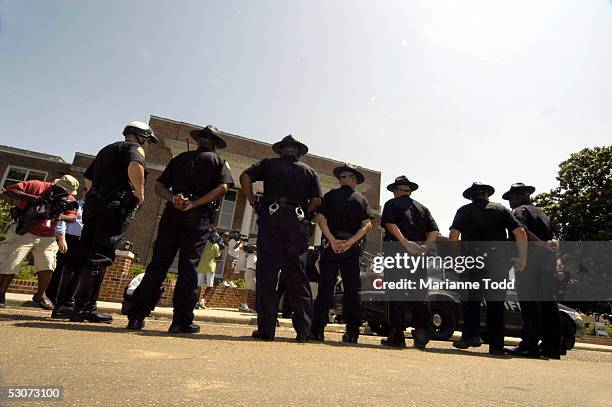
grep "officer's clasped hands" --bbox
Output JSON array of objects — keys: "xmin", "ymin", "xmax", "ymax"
[
  {"xmin": 330, "ymin": 239, "xmax": 346, "ymax": 254},
  {"xmin": 400, "ymin": 238, "xmax": 423, "ymax": 255},
  {"xmin": 172, "ymin": 194, "xmax": 194, "ymax": 211}
]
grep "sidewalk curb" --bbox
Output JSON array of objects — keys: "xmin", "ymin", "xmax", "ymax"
[{"xmin": 5, "ymin": 296, "xmax": 611, "ymax": 353}]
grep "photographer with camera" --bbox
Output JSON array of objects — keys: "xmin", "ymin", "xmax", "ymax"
[
  {"xmin": 0, "ymin": 175, "xmax": 79, "ymax": 309},
  {"xmin": 46, "ymin": 186, "xmax": 87, "ymax": 317},
  {"xmin": 222, "ymin": 231, "xmax": 247, "ymax": 288}
]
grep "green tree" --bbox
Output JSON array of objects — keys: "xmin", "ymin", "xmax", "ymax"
[
  {"xmin": 533, "ymin": 146, "xmax": 612, "ymax": 313},
  {"xmin": 533, "ymin": 146, "xmax": 612, "ymax": 241}
]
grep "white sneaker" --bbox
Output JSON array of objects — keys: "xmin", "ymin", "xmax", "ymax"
[
  {"xmin": 229, "ymin": 281, "xmax": 237, "ymax": 288},
  {"xmin": 198, "ymin": 299, "xmax": 206, "ymax": 309},
  {"xmin": 239, "ymin": 303, "xmax": 251, "ymax": 312},
  {"xmin": 222, "ymin": 281, "xmax": 230, "ymax": 287}
]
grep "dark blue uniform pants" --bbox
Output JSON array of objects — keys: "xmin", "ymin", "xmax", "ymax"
[
  {"xmin": 517, "ymin": 246, "xmax": 560, "ymax": 353},
  {"xmin": 46, "ymin": 234, "xmax": 81, "ymax": 306},
  {"xmin": 256, "ymin": 207, "xmax": 312, "ymax": 338},
  {"xmin": 128, "ymin": 206, "xmax": 209, "ymax": 326},
  {"xmin": 312, "ymin": 248, "xmax": 361, "ymax": 337},
  {"xmin": 460, "ymin": 251, "xmax": 508, "ymax": 351},
  {"xmin": 71, "ymin": 195, "xmax": 133, "ymax": 314},
  {"xmin": 386, "ymin": 264, "xmax": 431, "ymax": 337}
]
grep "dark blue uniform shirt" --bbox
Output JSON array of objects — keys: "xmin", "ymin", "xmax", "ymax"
[
  {"xmin": 381, "ymin": 196, "xmax": 438, "ymax": 242},
  {"xmin": 244, "ymin": 156, "xmax": 321, "ymax": 207},
  {"xmin": 84, "ymin": 141, "xmax": 145, "ymax": 188},
  {"xmin": 157, "ymin": 146, "xmax": 235, "ymax": 199},
  {"xmin": 511, "ymin": 204, "xmax": 554, "ymax": 241},
  {"xmin": 318, "ymin": 185, "xmax": 374, "ymax": 237},
  {"xmin": 450, "ymin": 198, "xmax": 521, "ymax": 241}
]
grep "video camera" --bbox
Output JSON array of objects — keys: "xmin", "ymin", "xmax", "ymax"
[
  {"xmin": 242, "ymin": 243, "xmax": 257, "ymax": 254},
  {"xmin": 225, "ymin": 230, "xmax": 249, "ymax": 242},
  {"xmin": 14, "ymin": 195, "xmax": 79, "ymax": 235}
]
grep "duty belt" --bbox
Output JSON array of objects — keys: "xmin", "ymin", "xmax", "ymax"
[{"xmin": 265, "ymin": 201, "xmax": 305, "ymax": 221}]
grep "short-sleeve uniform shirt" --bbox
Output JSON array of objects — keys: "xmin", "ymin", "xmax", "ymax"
[
  {"xmin": 244, "ymin": 156, "xmax": 321, "ymax": 207},
  {"xmin": 511, "ymin": 204, "xmax": 554, "ymax": 242},
  {"xmin": 157, "ymin": 146, "xmax": 234, "ymax": 199},
  {"xmin": 318, "ymin": 185, "xmax": 375, "ymax": 237},
  {"xmin": 84, "ymin": 141, "xmax": 146, "ymax": 187},
  {"xmin": 381, "ymin": 196, "xmax": 439, "ymax": 242},
  {"xmin": 450, "ymin": 198, "xmax": 521, "ymax": 241}
]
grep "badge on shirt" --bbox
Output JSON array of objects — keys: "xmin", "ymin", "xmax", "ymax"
[
  {"xmin": 137, "ymin": 146, "xmax": 146, "ymax": 158},
  {"xmin": 225, "ymin": 161, "xmax": 231, "ymax": 170}
]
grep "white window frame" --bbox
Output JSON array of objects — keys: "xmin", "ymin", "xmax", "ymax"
[
  {"xmin": 216, "ymin": 189, "xmax": 237, "ymax": 230},
  {"xmin": 1, "ymin": 165, "xmax": 48, "ymax": 188}
]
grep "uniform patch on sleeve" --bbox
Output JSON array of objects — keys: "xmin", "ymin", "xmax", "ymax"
[{"xmin": 225, "ymin": 161, "xmax": 231, "ymax": 170}]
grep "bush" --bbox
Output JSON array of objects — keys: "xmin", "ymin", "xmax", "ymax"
[
  {"xmin": 16, "ymin": 261, "xmax": 37, "ymax": 281},
  {"xmin": 585, "ymin": 324, "xmax": 612, "ymax": 337},
  {"xmin": 128, "ymin": 262, "xmax": 176, "ymax": 280},
  {"xmin": 129, "ymin": 263, "xmax": 146, "ymax": 276},
  {"xmin": 233, "ymin": 278, "xmax": 245, "ymax": 289},
  {"xmin": 0, "ymin": 201, "xmax": 13, "ymax": 241}
]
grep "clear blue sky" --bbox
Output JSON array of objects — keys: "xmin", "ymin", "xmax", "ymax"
[{"xmin": 1, "ymin": 0, "xmax": 611, "ymax": 229}]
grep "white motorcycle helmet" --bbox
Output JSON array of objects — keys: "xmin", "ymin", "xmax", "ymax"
[{"xmin": 123, "ymin": 121, "xmax": 159, "ymax": 144}]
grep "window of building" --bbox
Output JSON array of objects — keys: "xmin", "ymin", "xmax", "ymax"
[
  {"xmin": 248, "ymin": 193, "xmax": 261, "ymax": 235},
  {"xmin": 215, "ymin": 189, "xmax": 237, "ymax": 230},
  {"xmin": 1, "ymin": 166, "xmax": 48, "ymax": 188},
  {"xmin": 249, "ymin": 212, "xmax": 258, "ymax": 235}
]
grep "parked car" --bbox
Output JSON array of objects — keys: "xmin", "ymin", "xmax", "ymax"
[{"xmin": 332, "ymin": 277, "xmax": 585, "ymax": 351}]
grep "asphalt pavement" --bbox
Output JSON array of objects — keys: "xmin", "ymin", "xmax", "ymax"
[{"xmin": 1, "ymin": 306, "xmax": 612, "ymax": 406}]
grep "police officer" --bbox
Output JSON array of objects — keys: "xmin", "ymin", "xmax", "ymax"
[
  {"xmin": 450, "ymin": 182, "xmax": 527, "ymax": 355},
  {"xmin": 380, "ymin": 176, "xmax": 439, "ymax": 349},
  {"xmin": 66, "ymin": 121, "xmax": 156, "ymax": 323},
  {"xmin": 502, "ymin": 183, "xmax": 561, "ymax": 359},
  {"xmin": 311, "ymin": 164, "xmax": 374, "ymax": 344},
  {"xmin": 126, "ymin": 125, "xmax": 234, "ymax": 333},
  {"xmin": 240, "ymin": 135, "xmax": 322, "ymax": 342}
]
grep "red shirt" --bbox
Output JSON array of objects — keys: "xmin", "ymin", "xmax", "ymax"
[{"xmin": 7, "ymin": 180, "xmax": 77, "ymax": 237}]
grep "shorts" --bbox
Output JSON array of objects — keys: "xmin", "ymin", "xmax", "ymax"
[
  {"xmin": 0, "ymin": 225, "xmax": 59, "ymax": 275},
  {"xmin": 197, "ymin": 272, "xmax": 215, "ymax": 288},
  {"xmin": 244, "ymin": 268, "xmax": 256, "ymax": 291}
]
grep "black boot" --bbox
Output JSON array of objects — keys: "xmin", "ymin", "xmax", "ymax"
[
  {"xmin": 452, "ymin": 336, "xmax": 482, "ymax": 349},
  {"xmin": 70, "ymin": 310, "xmax": 113, "ymax": 323},
  {"xmin": 51, "ymin": 305, "xmax": 74, "ymax": 318},
  {"xmin": 126, "ymin": 317, "xmax": 145, "ymax": 330},
  {"xmin": 252, "ymin": 330, "xmax": 274, "ymax": 341},
  {"xmin": 343, "ymin": 323, "xmax": 360, "ymax": 344},
  {"xmin": 504, "ymin": 344, "xmax": 540, "ymax": 357},
  {"xmin": 342, "ymin": 333, "xmax": 358, "ymax": 344},
  {"xmin": 381, "ymin": 328, "xmax": 406, "ymax": 349},
  {"xmin": 412, "ymin": 328, "xmax": 430, "ymax": 350},
  {"xmin": 55, "ymin": 266, "xmax": 80, "ymax": 308},
  {"xmin": 309, "ymin": 331, "xmax": 325, "ymax": 342},
  {"xmin": 71, "ymin": 267, "xmax": 113, "ymax": 323},
  {"xmin": 168, "ymin": 323, "xmax": 200, "ymax": 334}
]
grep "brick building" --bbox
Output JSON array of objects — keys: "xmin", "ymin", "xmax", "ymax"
[{"xmin": 2, "ymin": 115, "xmax": 382, "ymax": 277}]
